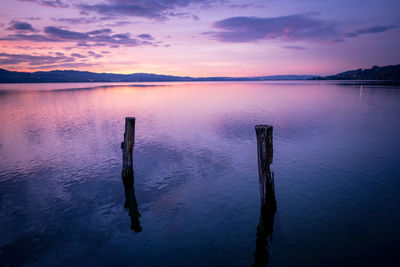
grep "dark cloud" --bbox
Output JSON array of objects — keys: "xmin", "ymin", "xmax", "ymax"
[
  {"xmin": 343, "ymin": 32, "xmax": 359, "ymax": 38},
  {"xmin": 0, "ymin": 33, "xmax": 57, "ymax": 42},
  {"xmin": 6, "ymin": 21, "xmax": 38, "ymax": 32},
  {"xmin": 344, "ymin": 25, "xmax": 397, "ymax": 38},
  {"xmin": 88, "ymin": 51, "xmax": 103, "ymax": 58},
  {"xmin": 15, "ymin": 45, "xmax": 52, "ymax": 50},
  {"xmin": 17, "ymin": 0, "xmax": 68, "ymax": 8},
  {"xmin": 168, "ymin": 12, "xmax": 200, "ymax": 20},
  {"xmin": 76, "ymin": 42, "xmax": 92, "ymax": 47},
  {"xmin": 208, "ymin": 14, "xmax": 398, "ymax": 44},
  {"xmin": 283, "ymin": 45, "xmax": 306, "ymax": 50},
  {"xmin": 229, "ymin": 3, "xmax": 264, "ymax": 9},
  {"xmin": 71, "ymin": 53, "xmax": 87, "ymax": 59},
  {"xmin": 87, "ymin": 29, "xmax": 112, "ymax": 35},
  {"xmin": 91, "ymin": 33, "xmax": 138, "ymax": 46},
  {"xmin": 0, "ymin": 52, "xmax": 74, "ymax": 65},
  {"xmin": 29, "ymin": 62, "xmax": 98, "ymax": 69},
  {"xmin": 104, "ymin": 21, "xmax": 135, "ymax": 27},
  {"xmin": 356, "ymin": 25, "xmax": 397, "ymax": 34},
  {"xmin": 51, "ymin": 17, "xmax": 99, "ymax": 24},
  {"xmin": 208, "ymin": 14, "xmax": 341, "ymax": 43},
  {"xmin": 77, "ymin": 0, "xmax": 224, "ymax": 20},
  {"xmin": 230, "ymin": 4, "xmax": 252, "ymax": 8},
  {"xmin": 25, "ymin": 17, "xmax": 42, "ymax": 21},
  {"xmin": 0, "ymin": 51, "xmax": 102, "ymax": 70},
  {"xmin": 44, "ymin": 26, "xmax": 87, "ymax": 40},
  {"xmin": 88, "ymin": 32, "xmax": 152, "ymax": 46},
  {"xmin": 0, "ymin": 26, "xmax": 156, "ymax": 47},
  {"xmin": 137, "ymin": 33, "xmax": 154, "ymax": 40}
]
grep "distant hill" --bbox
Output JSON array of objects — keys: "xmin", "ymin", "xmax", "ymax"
[
  {"xmin": 312, "ymin": 64, "xmax": 400, "ymax": 81},
  {"xmin": 0, "ymin": 68, "xmax": 315, "ymax": 83}
]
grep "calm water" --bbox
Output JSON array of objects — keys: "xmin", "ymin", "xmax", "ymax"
[{"xmin": 0, "ymin": 81, "xmax": 399, "ymax": 266}]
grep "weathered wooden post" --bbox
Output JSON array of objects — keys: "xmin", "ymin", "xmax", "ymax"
[
  {"xmin": 120, "ymin": 117, "xmax": 141, "ymax": 232},
  {"xmin": 254, "ymin": 125, "xmax": 277, "ymax": 266},
  {"xmin": 121, "ymin": 117, "xmax": 135, "ymax": 177},
  {"xmin": 255, "ymin": 125, "xmax": 276, "ymax": 210}
]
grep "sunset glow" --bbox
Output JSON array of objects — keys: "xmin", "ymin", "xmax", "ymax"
[{"xmin": 0, "ymin": 0, "xmax": 399, "ymax": 76}]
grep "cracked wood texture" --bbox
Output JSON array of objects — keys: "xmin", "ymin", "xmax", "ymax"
[
  {"xmin": 121, "ymin": 117, "xmax": 135, "ymax": 176},
  {"xmin": 255, "ymin": 125, "xmax": 276, "ymax": 209}
]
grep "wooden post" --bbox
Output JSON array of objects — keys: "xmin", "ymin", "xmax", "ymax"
[
  {"xmin": 255, "ymin": 125, "xmax": 276, "ymax": 209},
  {"xmin": 121, "ymin": 117, "xmax": 135, "ymax": 177},
  {"xmin": 254, "ymin": 125, "xmax": 277, "ymax": 266},
  {"xmin": 120, "ymin": 117, "xmax": 141, "ymax": 232}
]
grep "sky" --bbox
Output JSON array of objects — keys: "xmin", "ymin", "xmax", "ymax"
[{"xmin": 0, "ymin": 0, "xmax": 399, "ymax": 76}]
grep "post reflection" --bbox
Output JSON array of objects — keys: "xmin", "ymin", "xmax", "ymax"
[
  {"xmin": 254, "ymin": 168, "xmax": 276, "ymax": 266},
  {"xmin": 254, "ymin": 125, "xmax": 277, "ymax": 266},
  {"xmin": 122, "ymin": 168, "xmax": 142, "ymax": 233}
]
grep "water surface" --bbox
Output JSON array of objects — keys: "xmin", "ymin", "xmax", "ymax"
[{"xmin": 0, "ymin": 81, "xmax": 399, "ymax": 266}]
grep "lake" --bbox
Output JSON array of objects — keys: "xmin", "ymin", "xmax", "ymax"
[{"xmin": 0, "ymin": 81, "xmax": 399, "ymax": 266}]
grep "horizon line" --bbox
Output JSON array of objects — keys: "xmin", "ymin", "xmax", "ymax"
[{"xmin": 0, "ymin": 67, "xmax": 318, "ymax": 78}]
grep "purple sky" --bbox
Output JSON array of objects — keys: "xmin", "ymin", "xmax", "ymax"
[{"xmin": 0, "ymin": 0, "xmax": 399, "ymax": 76}]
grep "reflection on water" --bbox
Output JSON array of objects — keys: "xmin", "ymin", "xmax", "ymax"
[
  {"xmin": 254, "ymin": 192, "xmax": 276, "ymax": 267},
  {"xmin": 0, "ymin": 81, "xmax": 400, "ymax": 266},
  {"xmin": 122, "ymin": 170, "xmax": 142, "ymax": 233}
]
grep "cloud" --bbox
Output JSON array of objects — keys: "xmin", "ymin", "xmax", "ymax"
[
  {"xmin": 283, "ymin": 45, "xmax": 306, "ymax": 50},
  {"xmin": 77, "ymin": 0, "xmax": 224, "ymax": 20},
  {"xmin": 6, "ymin": 21, "xmax": 38, "ymax": 32},
  {"xmin": 0, "ymin": 52, "xmax": 103, "ymax": 69},
  {"xmin": 17, "ymin": 0, "xmax": 68, "ymax": 8},
  {"xmin": 104, "ymin": 21, "xmax": 135, "ymax": 27},
  {"xmin": 15, "ymin": 45, "xmax": 52, "ymax": 50},
  {"xmin": 0, "ymin": 26, "xmax": 158, "ymax": 47},
  {"xmin": 88, "ymin": 51, "xmax": 103, "ymax": 58},
  {"xmin": 87, "ymin": 29, "xmax": 112, "ymax": 35},
  {"xmin": 137, "ymin": 33, "xmax": 154, "ymax": 40},
  {"xmin": 0, "ymin": 33, "xmax": 57, "ymax": 42},
  {"xmin": 0, "ymin": 52, "xmax": 74, "ymax": 65},
  {"xmin": 51, "ymin": 17, "xmax": 100, "ymax": 24},
  {"xmin": 229, "ymin": 3, "xmax": 264, "ymax": 9},
  {"xmin": 25, "ymin": 17, "xmax": 42, "ymax": 21},
  {"xmin": 44, "ymin": 26, "xmax": 88, "ymax": 40},
  {"xmin": 356, "ymin": 25, "xmax": 397, "ymax": 35},
  {"xmin": 29, "ymin": 62, "xmax": 98, "ymax": 69},
  {"xmin": 344, "ymin": 25, "xmax": 397, "ymax": 38},
  {"xmin": 207, "ymin": 14, "xmax": 397, "ymax": 44},
  {"xmin": 168, "ymin": 12, "xmax": 200, "ymax": 20},
  {"xmin": 70, "ymin": 53, "xmax": 87, "ymax": 59},
  {"xmin": 90, "ymin": 32, "xmax": 140, "ymax": 46},
  {"xmin": 207, "ymin": 14, "xmax": 342, "ymax": 43}
]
